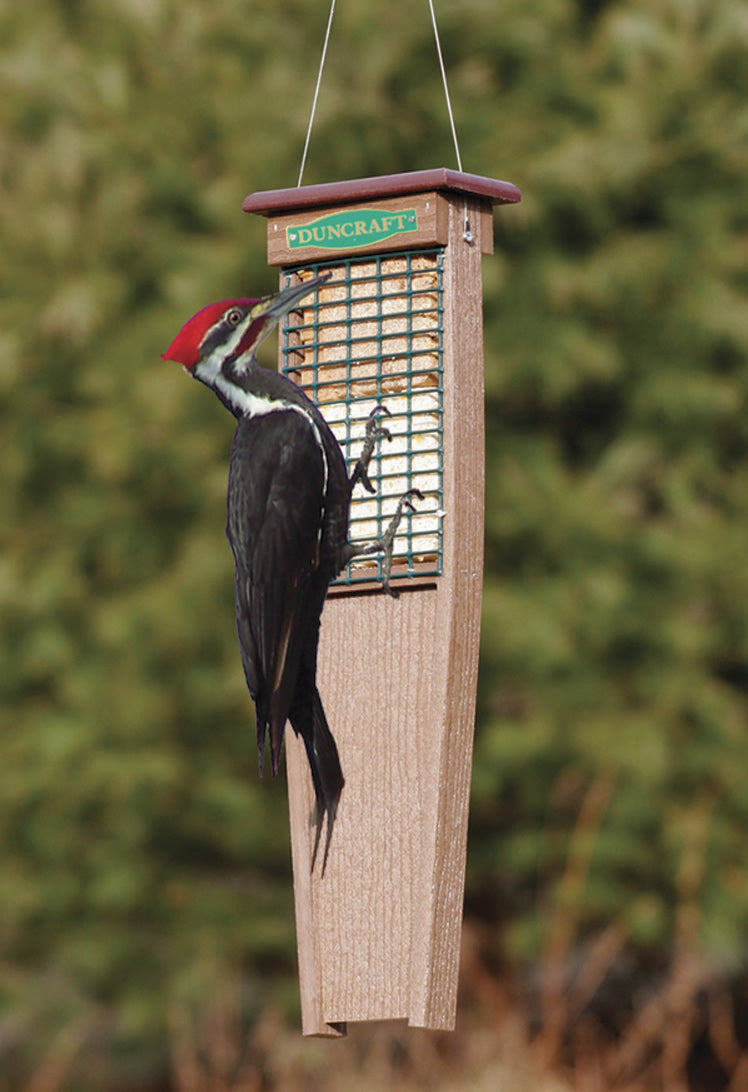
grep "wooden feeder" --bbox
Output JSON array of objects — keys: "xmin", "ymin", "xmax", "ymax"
[{"xmin": 243, "ymin": 168, "xmax": 521, "ymax": 1037}]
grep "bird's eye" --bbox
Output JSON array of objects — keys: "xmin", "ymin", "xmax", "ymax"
[{"xmin": 226, "ymin": 308, "xmax": 243, "ymax": 326}]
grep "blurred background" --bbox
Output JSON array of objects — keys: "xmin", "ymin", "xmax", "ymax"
[{"xmin": 1, "ymin": 0, "xmax": 746, "ymax": 1088}]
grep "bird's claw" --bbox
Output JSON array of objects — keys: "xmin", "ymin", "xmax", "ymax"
[
  {"xmin": 349, "ymin": 404, "xmax": 393, "ymax": 495},
  {"xmin": 368, "ymin": 402, "xmax": 393, "ymax": 442},
  {"xmin": 363, "ymin": 487, "xmax": 424, "ymax": 597}
]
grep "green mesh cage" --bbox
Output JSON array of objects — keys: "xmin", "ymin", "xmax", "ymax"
[{"xmin": 280, "ymin": 249, "xmax": 444, "ymax": 588}]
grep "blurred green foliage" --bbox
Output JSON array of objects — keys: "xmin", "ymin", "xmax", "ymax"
[{"xmin": 0, "ymin": 0, "xmax": 746, "ymax": 1082}]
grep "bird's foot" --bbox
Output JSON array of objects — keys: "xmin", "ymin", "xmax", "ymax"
[
  {"xmin": 348, "ymin": 404, "xmax": 392, "ymax": 495},
  {"xmin": 353, "ymin": 488, "xmax": 424, "ymax": 597}
]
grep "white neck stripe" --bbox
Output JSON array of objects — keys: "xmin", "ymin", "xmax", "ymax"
[{"xmin": 214, "ymin": 376, "xmax": 330, "ymax": 500}]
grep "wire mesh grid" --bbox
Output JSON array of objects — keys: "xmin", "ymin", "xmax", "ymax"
[{"xmin": 281, "ymin": 249, "xmax": 444, "ymax": 587}]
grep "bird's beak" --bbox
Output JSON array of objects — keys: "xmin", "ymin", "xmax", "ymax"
[
  {"xmin": 251, "ymin": 272, "xmax": 332, "ymax": 326},
  {"xmin": 241, "ymin": 273, "xmax": 332, "ymax": 357}
]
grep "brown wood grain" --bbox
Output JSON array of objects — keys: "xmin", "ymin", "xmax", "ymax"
[{"xmin": 243, "ymin": 167, "xmax": 521, "ymax": 215}]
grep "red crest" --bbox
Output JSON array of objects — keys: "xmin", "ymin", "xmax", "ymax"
[{"xmin": 161, "ymin": 299, "xmax": 255, "ymax": 369}]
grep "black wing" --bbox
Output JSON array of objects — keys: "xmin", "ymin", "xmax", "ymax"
[{"xmin": 226, "ymin": 409, "xmax": 329, "ymax": 774}]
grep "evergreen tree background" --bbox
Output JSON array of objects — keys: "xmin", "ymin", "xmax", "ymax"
[{"xmin": 0, "ymin": 0, "xmax": 746, "ymax": 1085}]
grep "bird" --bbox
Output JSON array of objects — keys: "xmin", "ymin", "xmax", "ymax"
[{"xmin": 162, "ymin": 274, "xmax": 418, "ymax": 872}]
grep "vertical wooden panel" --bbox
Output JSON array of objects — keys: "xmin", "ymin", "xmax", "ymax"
[{"xmin": 409, "ymin": 195, "xmax": 487, "ymax": 1027}]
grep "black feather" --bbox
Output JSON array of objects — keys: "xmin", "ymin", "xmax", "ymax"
[{"xmin": 226, "ymin": 390, "xmax": 350, "ymax": 870}]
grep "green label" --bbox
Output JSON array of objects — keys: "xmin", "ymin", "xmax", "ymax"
[{"xmin": 287, "ymin": 207, "xmax": 418, "ymax": 251}]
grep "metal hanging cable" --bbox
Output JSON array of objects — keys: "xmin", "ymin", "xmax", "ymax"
[
  {"xmin": 298, "ymin": 0, "xmax": 337, "ymax": 187},
  {"xmin": 427, "ymin": 0, "xmax": 463, "ymax": 173},
  {"xmin": 298, "ymin": 0, "xmax": 465, "ymax": 187}
]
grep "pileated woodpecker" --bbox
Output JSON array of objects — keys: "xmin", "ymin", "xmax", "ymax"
[{"xmin": 162, "ymin": 275, "xmax": 416, "ymax": 870}]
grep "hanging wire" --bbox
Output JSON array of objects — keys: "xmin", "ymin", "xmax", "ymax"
[
  {"xmin": 428, "ymin": 0, "xmax": 472, "ymax": 241},
  {"xmin": 298, "ymin": 0, "xmax": 337, "ymax": 187},
  {"xmin": 427, "ymin": 0, "xmax": 463, "ymax": 173},
  {"xmin": 298, "ymin": 0, "xmax": 469, "ymax": 237}
]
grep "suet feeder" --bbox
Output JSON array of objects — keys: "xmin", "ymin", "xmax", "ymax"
[{"xmin": 244, "ymin": 168, "xmax": 521, "ymax": 1036}]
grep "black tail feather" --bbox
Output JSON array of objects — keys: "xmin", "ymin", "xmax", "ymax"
[
  {"xmin": 255, "ymin": 698, "xmax": 271, "ymax": 777},
  {"xmin": 257, "ymin": 721, "xmax": 266, "ymax": 777},
  {"xmin": 290, "ymin": 686, "xmax": 344, "ymax": 875},
  {"xmin": 255, "ymin": 701, "xmax": 289, "ymax": 780}
]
